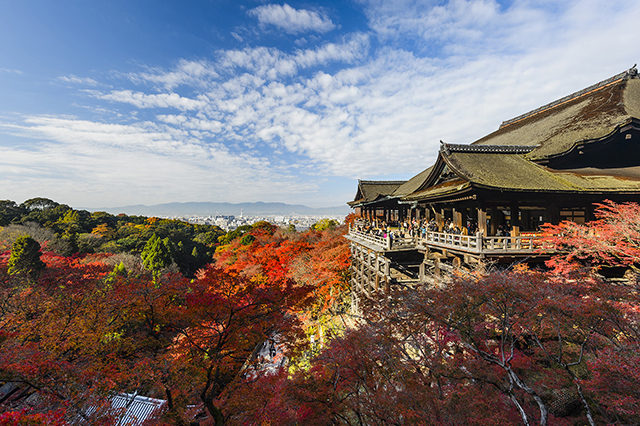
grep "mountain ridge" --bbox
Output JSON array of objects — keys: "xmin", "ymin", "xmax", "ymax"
[{"xmin": 86, "ymin": 201, "xmax": 351, "ymax": 217}]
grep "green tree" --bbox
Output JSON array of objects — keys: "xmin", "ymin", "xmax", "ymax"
[
  {"xmin": 0, "ymin": 200, "xmax": 25, "ymax": 226},
  {"xmin": 8, "ymin": 235, "xmax": 45, "ymax": 277},
  {"xmin": 141, "ymin": 234, "xmax": 173, "ymax": 277},
  {"xmin": 240, "ymin": 234, "xmax": 256, "ymax": 246},
  {"xmin": 20, "ymin": 197, "xmax": 59, "ymax": 211},
  {"xmin": 311, "ymin": 218, "xmax": 338, "ymax": 231}
]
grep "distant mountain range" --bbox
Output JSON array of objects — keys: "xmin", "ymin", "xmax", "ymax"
[{"xmin": 89, "ymin": 201, "xmax": 351, "ymax": 217}]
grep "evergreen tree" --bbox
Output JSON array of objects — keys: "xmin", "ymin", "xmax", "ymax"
[
  {"xmin": 141, "ymin": 234, "xmax": 173, "ymax": 276},
  {"xmin": 8, "ymin": 235, "xmax": 45, "ymax": 277}
]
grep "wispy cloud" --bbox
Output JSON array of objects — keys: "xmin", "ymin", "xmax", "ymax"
[
  {"xmin": 249, "ymin": 4, "xmax": 336, "ymax": 34},
  {"xmin": 0, "ymin": 115, "xmax": 316, "ymax": 206},
  {"xmin": 129, "ymin": 59, "xmax": 219, "ymax": 91},
  {"xmin": 97, "ymin": 90, "xmax": 209, "ymax": 111},
  {"xmin": 57, "ymin": 75, "xmax": 99, "ymax": 85},
  {"xmin": 0, "ymin": 68, "xmax": 23, "ymax": 74}
]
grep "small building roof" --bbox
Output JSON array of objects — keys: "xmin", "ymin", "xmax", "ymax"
[{"xmin": 348, "ymin": 180, "xmax": 406, "ymax": 206}]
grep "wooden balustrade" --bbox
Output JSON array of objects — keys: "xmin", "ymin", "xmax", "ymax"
[{"xmin": 348, "ymin": 224, "xmax": 547, "ymax": 255}]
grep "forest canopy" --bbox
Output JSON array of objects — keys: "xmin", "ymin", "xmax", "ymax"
[{"xmin": 0, "ymin": 201, "xmax": 639, "ymax": 425}]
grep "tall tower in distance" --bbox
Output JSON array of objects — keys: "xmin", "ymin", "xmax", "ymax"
[{"xmin": 240, "ymin": 208, "xmax": 243, "ymax": 218}]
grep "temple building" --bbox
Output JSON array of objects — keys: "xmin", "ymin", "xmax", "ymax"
[{"xmin": 346, "ymin": 65, "xmax": 640, "ymax": 295}]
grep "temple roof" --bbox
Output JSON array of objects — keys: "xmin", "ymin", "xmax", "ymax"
[
  {"xmin": 402, "ymin": 148, "xmax": 640, "ymax": 202},
  {"xmin": 348, "ymin": 180, "xmax": 406, "ymax": 206},
  {"xmin": 350, "ymin": 66, "xmax": 640, "ymax": 209},
  {"xmin": 472, "ymin": 67, "xmax": 640, "ymax": 161},
  {"xmin": 391, "ymin": 166, "xmax": 433, "ymax": 198}
]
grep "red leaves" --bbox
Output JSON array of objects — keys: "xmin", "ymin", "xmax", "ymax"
[
  {"xmin": 542, "ymin": 200, "xmax": 640, "ymax": 271},
  {"xmin": 0, "ymin": 409, "xmax": 67, "ymax": 426}
]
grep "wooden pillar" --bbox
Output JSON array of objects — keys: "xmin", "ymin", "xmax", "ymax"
[
  {"xmin": 358, "ymin": 247, "xmax": 364, "ymax": 293},
  {"xmin": 477, "ymin": 207, "xmax": 487, "ymax": 236},
  {"xmin": 510, "ymin": 202, "xmax": 520, "ymax": 237},
  {"xmin": 586, "ymin": 203, "xmax": 595, "ymax": 223},
  {"xmin": 453, "ymin": 209, "xmax": 463, "ymax": 229},
  {"xmin": 384, "ymin": 260, "xmax": 390, "ymax": 293},
  {"xmin": 436, "ymin": 209, "xmax": 444, "ymax": 232},
  {"xmin": 490, "ymin": 206, "xmax": 498, "ymax": 236},
  {"xmin": 460, "ymin": 207, "xmax": 468, "ymax": 228},
  {"xmin": 374, "ymin": 253, "xmax": 380, "ymax": 292}
]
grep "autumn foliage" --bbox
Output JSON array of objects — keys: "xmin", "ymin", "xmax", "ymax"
[
  {"xmin": 0, "ymin": 220, "xmax": 350, "ymax": 425},
  {"xmin": 1, "ymin": 202, "xmax": 640, "ymax": 425}
]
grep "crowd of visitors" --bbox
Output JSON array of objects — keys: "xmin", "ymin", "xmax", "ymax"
[{"xmin": 353, "ymin": 217, "xmax": 481, "ymax": 245}]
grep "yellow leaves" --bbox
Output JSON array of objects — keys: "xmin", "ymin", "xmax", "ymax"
[
  {"xmin": 102, "ymin": 331, "xmax": 124, "ymax": 343},
  {"xmin": 91, "ymin": 223, "xmax": 114, "ymax": 238},
  {"xmin": 146, "ymin": 217, "xmax": 159, "ymax": 225}
]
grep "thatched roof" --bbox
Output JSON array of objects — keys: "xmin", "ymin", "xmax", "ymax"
[
  {"xmin": 402, "ymin": 144, "xmax": 640, "ymax": 202},
  {"xmin": 348, "ymin": 180, "xmax": 406, "ymax": 206},
  {"xmin": 472, "ymin": 68, "xmax": 640, "ymax": 161},
  {"xmin": 350, "ymin": 66, "xmax": 640, "ymax": 207},
  {"xmin": 391, "ymin": 167, "xmax": 433, "ymax": 197}
]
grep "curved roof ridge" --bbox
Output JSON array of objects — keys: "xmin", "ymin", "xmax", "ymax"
[
  {"xmin": 499, "ymin": 65, "xmax": 638, "ymax": 130},
  {"xmin": 358, "ymin": 179, "xmax": 407, "ymax": 185},
  {"xmin": 441, "ymin": 142, "xmax": 537, "ymax": 154}
]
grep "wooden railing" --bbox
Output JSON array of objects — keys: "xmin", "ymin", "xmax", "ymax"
[
  {"xmin": 348, "ymin": 224, "xmax": 548, "ymax": 255},
  {"xmin": 348, "ymin": 226, "xmax": 391, "ymax": 250},
  {"xmin": 418, "ymin": 232, "xmax": 544, "ymax": 253}
]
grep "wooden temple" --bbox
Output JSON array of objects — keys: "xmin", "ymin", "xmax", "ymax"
[{"xmin": 347, "ymin": 65, "xmax": 640, "ymax": 296}]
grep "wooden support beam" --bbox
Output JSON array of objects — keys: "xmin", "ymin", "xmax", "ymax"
[
  {"xmin": 452, "ymin": 256, "xmax": 461, "ymax": 270},
  {"xmin": 477, "ymin": 208, "xmax": 487, "ymax": 236},
  {"xmin": 511, "ymin": 202, "xmax": 520, "ymax": 236},
  {"xmin": 453, "ymin": 209, "xmax": 463, "ymax": 230},
  {"xmin": 490, "ymin": 206, "xmax": 498, "ymax": 236}
]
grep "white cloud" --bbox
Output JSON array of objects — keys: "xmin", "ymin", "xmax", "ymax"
[
  {"xmin": 57, "ymin": 75, "xmax": 99, "ymax": 86},
  {"xmin": 0, "ymin": 68, "xmax": 23, "ymax": 74},
  {"xmin": 97, "ymin": 90, "xmax": 208, "ymax": 111},
  {"xmin": 217, "ymin": 33, "xmax": 369, "ymax": 79},
  {"xmin": 0, "ymin": 115, "xmax": 315, "ymax": 207},
  {"xmin": 131, "ymin": 59, "xmax": 219, "ymax": 90},
  {"xmin": 249, "ymin": 3, "xmax": 336, "ymax": 34}
]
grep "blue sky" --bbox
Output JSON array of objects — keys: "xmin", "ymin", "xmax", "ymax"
[{"xmin": 1, "ymin": 0, "xmax": 639, "ymax": 209}]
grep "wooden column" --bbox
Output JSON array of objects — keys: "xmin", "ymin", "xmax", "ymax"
[
  {"xmin": 375, "ymin": 255, "xmax": 380, "ymax": 292},
  {"xmin": 359, "ymin": 248, "xmax": 365, "ymax": 294},
  {"xmin": 477, "ymin": 207, "xmax": 487, "ymax": 236},
  {"xmin": 490, "ymin": 206, "xmax": 498, "ymax": 236},
  {"xmin": 586, "ymin": 203, "xmax": 595, "ymax": 223},
  {"xmin": 453, "ymin": 209, "xmax": 463, "ymax": 229},
  {"xmin": 510, "ymin": 202, "xmax": 520, "ymax": 237},
  {"xmin": 436, "ymin": 209, "xmax": 444, "ymax": 232}
]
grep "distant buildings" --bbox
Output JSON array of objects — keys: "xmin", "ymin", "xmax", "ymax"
[{"xmin": 166, "ymin": 213, "xmax": 344, "ymax": 232}]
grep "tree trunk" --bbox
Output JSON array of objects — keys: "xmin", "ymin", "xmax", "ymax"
[{"xmin": 203, "ymin": 397, "xmax": 225, "ymax": 426}]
